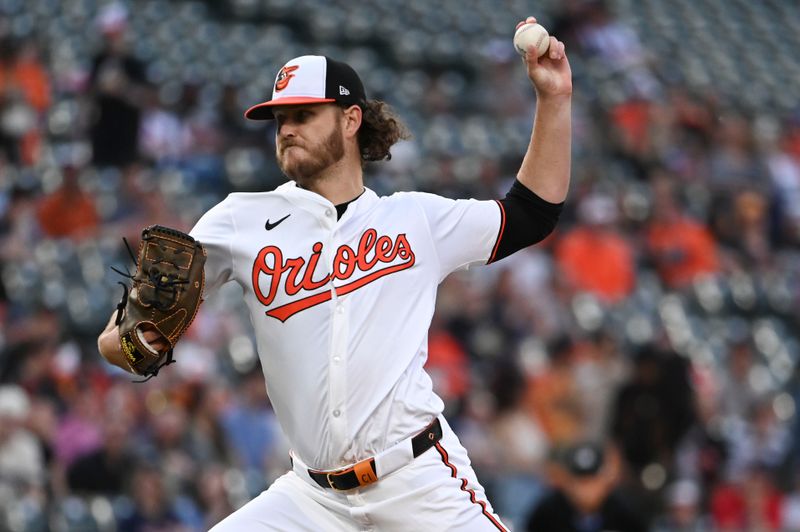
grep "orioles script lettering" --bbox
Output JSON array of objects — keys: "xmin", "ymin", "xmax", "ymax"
[{"xmin": 251, "ymin": 229, "xmax": 416, "ymax": 321}]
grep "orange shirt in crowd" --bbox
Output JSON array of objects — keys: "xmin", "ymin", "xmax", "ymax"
[
  {"xmin": 37, "ymin": 187, "xmax": 99, "ymax": 240},
  {"xmin": 425, "ymin": 329, "xmax": 470, "ymax": 402},
  {"xmin": 611, "ymin": 98, "xmax": 651, "ymax": 155},
  {"xmin": 646, "ymin": 215, "xmax": 720, "ymax": 288},
  {"xmin": 0, "ymin": 56, "xmax": 51, "ymax": 112},
  {"xmin": 555, "ymin": 227, "xmax": 635, "ymax": 303}
]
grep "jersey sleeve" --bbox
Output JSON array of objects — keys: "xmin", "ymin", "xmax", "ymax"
[
  {"xmin": 190, "ymin": 197, "xmax": 235, "ymax": 299},
  {"xmin": 410, "ymin": 192, "xmax": 502, "ymax": 280}
]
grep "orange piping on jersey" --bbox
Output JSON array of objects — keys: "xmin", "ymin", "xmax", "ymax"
[
  {"xmin": 434, "ymin": 442, "xmax": 507, "ymax": 531},
  {"xmin": 488, "ymin": 200, "xmax": 506, "ymax": 264}
]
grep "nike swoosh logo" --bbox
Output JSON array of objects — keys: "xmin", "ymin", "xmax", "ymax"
[{"xmin": 265, "ymin": 214, "xmax": 291, "ymax": 230}]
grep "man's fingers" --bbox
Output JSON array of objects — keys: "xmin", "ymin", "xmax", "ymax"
[
  {"xmin": 547, "ymin": 38, "xmax": 565, "ymax": 61},
  {"xmin": 141, "ymin": 327, "xmax": 170, "ymax": 350},
  {"xmin": 515, "ymin": 16, "xmax": 537, "ymax": 30}
]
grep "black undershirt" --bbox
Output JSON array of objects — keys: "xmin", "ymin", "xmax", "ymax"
[{"xmin": 335, "ymin": 189, "xmax": 365, "ymax": 219}]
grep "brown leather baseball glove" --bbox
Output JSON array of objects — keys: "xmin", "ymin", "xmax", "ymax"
[{"xmin": 113, "ymin": 225, "xmax": 206, "ymax": 380}]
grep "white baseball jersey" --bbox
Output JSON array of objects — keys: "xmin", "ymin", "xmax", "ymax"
[{"xmin": 190, "ymin": 181, "xmax": 501, "ymax": 471}]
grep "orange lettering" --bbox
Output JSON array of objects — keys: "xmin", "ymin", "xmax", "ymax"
[
  {"xmin": 284, "ymin": 257, "xmax": 307, "ymax": 296},
  {"xmin": 356, "ymin": 229, "xmax": 379, "ymax": 270},
  {"xmin": 334, "ymin": 245, "xmax": 357, "ymax": 279},
  {"xmin": 252, "ymin": 246, "xmax": 285, "ymax": 306},
  {"xmin": 375, "ymin": 235, "xmax": 393, "ymax": 261},
  {"xmin": 301, "ymin": 242, "xmax": 331, "ymax": 291},
  {"xmin": 396, "ymin": 234, "xmax": 414, "ymax": 261},
  {"xmin": 253, "ymin": 231, "xmax": 416, "ymax": 321}
]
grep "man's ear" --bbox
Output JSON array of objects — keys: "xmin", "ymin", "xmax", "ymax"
[{"xmin": 342, "ymin": 105, "xmax": 362, "ymax": 139}]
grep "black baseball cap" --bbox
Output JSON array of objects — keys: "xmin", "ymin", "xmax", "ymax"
[{"xmin": 245, "ymin": 55, "xmax": 367, "ymax": 120}]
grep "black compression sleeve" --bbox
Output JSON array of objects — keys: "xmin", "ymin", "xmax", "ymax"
[{"xmin": 488, "ymin": 180, "xmax": 564, "ymax": 263}]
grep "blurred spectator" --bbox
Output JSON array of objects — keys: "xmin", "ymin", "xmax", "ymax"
[
  {"xmin": 0, "ymin": 38, "xmax": 50, "ymax": 113},
  {"xmin": 0, "ymin": 38, "xmax": 50, "ymax": 166},
  {"xmin": 710, "ymin": 464, "xmax": 783, "ymax": 532},
  {"xmin": 88, "ymin": 3, "xmax": 148, "ymax": 168},
  {"xmin": 644, "ymin": 172, "xmax": 720, "ymax": 288},
  {"xmin": 425, "ymin": 317, "xmax": 471, "ymax": 417},
  {"xmin": 711, "ymin": 186, "xmax": 773, "ymax": 270},
  {"xmin": 708, "ymin": 113, "xmax": 764, "ymax": 189},
  {"xmin": 611, "ymin": 347, "xmax": 696, "ymax": 485},
  {"xmin": 66, "ymin": 413, "xmax": 134, "ymax": 495},
  {"xmin": 555, "ymin": 193, "xmax": 635, "ymax": 303},
  {"xmin": 117, "ymin": 462, "xmax": 191, "ymax": 532},
  {"xmin": 0, "ymin": 385, "xmax": 44, "ymax": 487},
  {"xmin": 53, "ymin": 386, "xmax": 104, "ymax": 468},
  {"xmin": 652, "ymin": 479, "xmax": 711, "ymax": 532},
  {"xmin": 141, "ymin": 401, "xmax": 201, "ymax": 498},
  {"xmin": 525, "ymin": 441, "xmax": 646, "ymax": 532},
  {"xmin": 36, "ymin": 163, "xmax": 100, "ymax": 240},
  {"xmin": 673, "ymin": 371, "xmax": 728, "ymax": 511},
  {"xmin": 0, "ymin": 308, "xmax": 60, "ymax": 384},
  {"xmin": 608, "ymin": 96, "xmax": 654, "ymax": 179},
  {"xmin": 220, "ymin": 368, "xmax": 283, "ymax": 476},
  {"xmin": 0, "ymin": 385, "xmax": 47, "ymax": 530},
  {"xmin": 718, "ymin": 340, "xmax": 761, "ymax": 424},
  {"xmin": 572, "ymin": 331, "xmax": 630, "ymax": 441},
  {"xmin": 575, "ymin": 0, "xmax": 659, "ymax": 99},
  {"xmin": 0, "ymin": 184, "xmax": 40, "ymax": 261},
  {"xmin": 486, "ymin": 359, "xmax": 549, "ymax": 530},
  {"xmin": 139, "ymin": 88, "xmax": 190, "ymax": 164},
  {"xmin": 732, "ymin": 188, "xmax": 773, "ymax": 268},
  {"xmin": 197, "ymin": 464, "xmax": 237, "ymax": 530},
  {"xmin": 765, "ymin": 124, "xmax": 800, "ymax": 247},
  {"xmin": 725, "ymin": 397, "xmax": 791, "ymax": 483},
  {"xmin": 181, "ymin": 383, "xmax": 232, "ymax": 465},
  {"xmin": 525, "ymin": 335, "xmax": 584, "ymax": 445}
]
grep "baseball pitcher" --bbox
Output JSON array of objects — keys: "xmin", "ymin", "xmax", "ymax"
[{"xmin": 98, "ymin": 16, "xmax": 571, "ymax": 531}]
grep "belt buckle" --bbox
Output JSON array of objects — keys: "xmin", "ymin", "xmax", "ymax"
[{"xmin": 326, "ymin": 472, "xmax": 345, "ymax": 491}]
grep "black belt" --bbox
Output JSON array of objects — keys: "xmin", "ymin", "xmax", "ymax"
[{"xmin": 307, "ymin": 417, "xmax": 443, "ymax": 491}]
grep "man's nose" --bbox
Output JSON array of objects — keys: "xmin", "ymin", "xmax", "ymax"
[{"xmin": 278, "ymin": 121, "xmax": 297, "ymax": 138}]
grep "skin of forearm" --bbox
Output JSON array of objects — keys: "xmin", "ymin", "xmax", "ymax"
[
  {"xmin": 516, "ymin": 94, "xmax": 572, "ymax": 204},
  {"xmin": 97, "ymin": 314, "xmax": 134, "ymax": 373}
]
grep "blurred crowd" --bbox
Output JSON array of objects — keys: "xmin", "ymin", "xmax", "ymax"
[{"xmin": 1, "ymin": 0, "xmax": 800, "ymax": 530}]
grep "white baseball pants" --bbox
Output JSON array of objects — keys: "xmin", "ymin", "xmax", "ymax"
[{"xmin": 209, "ymin": 416, "xmax": 507, "ymax": 531}]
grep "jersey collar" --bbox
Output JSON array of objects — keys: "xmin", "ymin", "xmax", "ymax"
[{"xmin": 277, "ymin": 181, "xmax": 378, "ymax": 220}]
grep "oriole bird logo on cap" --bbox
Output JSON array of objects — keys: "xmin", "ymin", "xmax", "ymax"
[{"xmin": 275, "ymin": 65, "xmax": 299, "ymax": 92}]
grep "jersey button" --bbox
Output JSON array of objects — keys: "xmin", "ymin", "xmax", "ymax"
[
  {"xmin": 333, "ymin": 356, "xmax": 341, "ymax": 364},
  {"xmin": 332, "ymin": 409, "xmax": 341, "ymax": 417},
  {"xmin": 325, "ymin": 209, "xmax": 333, "ymax": 217},
  {"xmin": 336, "ymin": 304, "xmax": 344, "ymax": 314}
]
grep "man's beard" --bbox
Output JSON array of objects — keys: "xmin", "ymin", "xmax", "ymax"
[{"xmin": 277, "ymin": 122, "xmax": 346, "ymax": 183}]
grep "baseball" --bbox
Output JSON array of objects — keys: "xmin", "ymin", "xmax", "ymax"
[{"xmin": 513, "ymin": 22, "xmax": 550, "ymax": 58}]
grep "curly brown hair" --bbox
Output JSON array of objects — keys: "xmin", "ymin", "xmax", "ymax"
[{"xmin": 355, "ymin": 100, "xmax": 411, "ymax": 163}]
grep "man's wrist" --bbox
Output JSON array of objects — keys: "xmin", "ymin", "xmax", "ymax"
[{"xmin": 535, "ymin": 92, "xmax": 572, "ymax": 106}]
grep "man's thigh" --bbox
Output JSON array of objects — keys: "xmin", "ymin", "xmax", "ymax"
[
  {"xmin": 209, "ymin": 472, "xmax": 356, "ymax": 532},
  {"xmin": 363, "ymin": 419, "xmax": 508, "ymax": 531}
]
